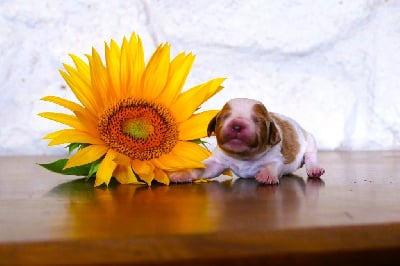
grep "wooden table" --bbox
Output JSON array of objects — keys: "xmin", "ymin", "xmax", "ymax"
[{"xmin": 1, "ymin": 152, "xmax": 400, "ymax": 265}]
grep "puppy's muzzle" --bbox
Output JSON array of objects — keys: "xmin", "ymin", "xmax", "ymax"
[{"xmin": 232, "ymin": 124, "xmax": 243, "ymax": 132}]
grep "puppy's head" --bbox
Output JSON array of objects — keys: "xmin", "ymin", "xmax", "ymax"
[{"xmin": 208, "ymin": 98, "xmax": 280, "ymax": 158}]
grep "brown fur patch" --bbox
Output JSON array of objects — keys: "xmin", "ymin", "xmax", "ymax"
[
  {"xmin": 252, "ymin": 103, "xmax": 270, "ymax": 118},
  {"xmin": 214, "ymin": 103, "xmax": 231, "ymax": 142},
  {"xmin": 252, "ymin": 103, "xmax": 270, "ymax": 147},
  {"xmin": 208, "ymin": 103, "xmax": 232, "ymax": 137},
  {"xmin": 207, "ymin": 115, "xmax": 218, "ymax": 137},
  {"xmin": 271, "ymin": 113, "xmax": 300, "ymax": 164},
  {"xmin": 252, "ymin": 104, "xmax": 281, "ymax": 149}
]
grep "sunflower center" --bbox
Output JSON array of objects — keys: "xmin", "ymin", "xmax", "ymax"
[
  {"xmin": 122, "ymin": 118, "xmax": 154, "ymax": 140},
  {"xmin": 98, "ymin": 98, "xmax": 178, "ymax": 161}
]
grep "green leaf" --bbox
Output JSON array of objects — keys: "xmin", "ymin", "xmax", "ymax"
[
  {"xmin": 66, "ymin": 143, "xmax": 89, "ymax": 154},
  {"xmin": 39, "ymin": 158, "xmax": 92, "ymax": 176},
  {"xmin": 87, "ymin": 159, "xmax": 101, "ymax": 180},
  {"xmin": 67, "ymin": 143, "xmax": 80, "ymax": 154},
  {"xmin": 191, "ymin": 139, "xmax": 209, "ymax": 150}
]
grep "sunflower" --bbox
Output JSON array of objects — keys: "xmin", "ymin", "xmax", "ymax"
[{"xmin": 39, "ymin": 33, "xmax": 225, "ymax": 187}]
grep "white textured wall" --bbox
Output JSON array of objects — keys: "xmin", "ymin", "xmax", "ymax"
[{"xmin": 1, "ymin": 0, "xmax": 400, "ymax": 155}]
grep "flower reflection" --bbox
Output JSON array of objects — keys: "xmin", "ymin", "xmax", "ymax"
[
  {"xmin": 49, "ymin": 175, "xmax": 324, "ymax": 239},
  {"xmin": 52, "ymin": 179, "xmax": 221, "ymax": 238}
]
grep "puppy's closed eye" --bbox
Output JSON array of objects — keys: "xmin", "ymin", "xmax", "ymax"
[
  {"xmin": 251, "ymin": 115, "xmax": 263, "ymax": 124},
  {"xmin": 219, "ymin": 112, "xmax": 231, "ymax": 122}
]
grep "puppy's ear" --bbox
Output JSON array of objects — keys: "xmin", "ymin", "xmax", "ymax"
[
  {"xmin": 207, "ymin": 113, "xmax": 219, "ymax": 137},
  {"xmin": 268, "ymin": 122, "xmax": 281, "ymax": 146}
]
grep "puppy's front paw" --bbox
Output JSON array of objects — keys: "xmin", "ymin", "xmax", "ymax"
[
  {"xmin": 307, "ymin": 167, "xmax": 325, "ymax": 178},
  {"xmin": 168, "ymin": 171, "xmax": 194, "ymax": 183},
  {"xmin": 255, "ymin": 172, "xmax": 279, "ymax": 185}
]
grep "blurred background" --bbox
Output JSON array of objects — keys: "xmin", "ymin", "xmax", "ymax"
[{"xmin": 1, "ymin": 0, "xmax": 399, "ymax": 156}]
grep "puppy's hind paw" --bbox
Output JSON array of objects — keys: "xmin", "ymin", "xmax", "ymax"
[{"xmin": 307, "ymin": 167, "xmax": 325, "ymax": 178}]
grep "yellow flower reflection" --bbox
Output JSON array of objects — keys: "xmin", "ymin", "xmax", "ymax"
[{"xmin": 68, "ymin": 182, "xmax": 219, "ymax": 238}]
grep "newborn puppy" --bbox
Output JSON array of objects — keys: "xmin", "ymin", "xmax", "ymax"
[{"xmin": 169, "ymin": 98, "xmax": 325, "ymax": 184}]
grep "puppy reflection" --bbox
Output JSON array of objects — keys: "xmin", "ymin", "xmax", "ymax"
[{"xmin": 204, "ymin": 175, "xmax": 325, "ymax": 229}]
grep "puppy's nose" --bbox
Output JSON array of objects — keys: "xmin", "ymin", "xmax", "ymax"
[{"xmin": 232, "ymin": 125, "xmax": 242, "ymax": 132}]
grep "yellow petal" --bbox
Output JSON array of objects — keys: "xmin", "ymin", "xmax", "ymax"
[
  {"xmin": 131, "ymin": 160, "xmax": 155, "ymax": 186},
  {"xmin": 41, "ymin": 96, "xmax": 83, "ymax": 112},
  {"xmin": 94, "ymin": 149, "xmax": 118, "ymax": 187},
  {"xmin": 69, "ymin": 54, "xmax": 97, "ymax": 110},
  {"xmin": 113, "ymin": 153, "xmax": 132, "ymax": 166},
  {"xmin": 119, "ymin": 37, "xmax": 130, "ymax": 97},
  {"xmin": 46, "ymin": 129, "xmax": 103, "ymax": 146},
  {"xmin": 203, "ymin": 80, "xmax": 225, "ymax": 102},
  {"xmin": 172, "ymin": 141, "xmax": 211, "ymax": 164},
  {"xmin": 41, "ymin": 94, "xmax": 98, "ymax": 133},
  {"xmin": 141, "ymin": 43, "xmax": 170, "ymax": 100},
  {"xmin": 152, "ymin": 141, "xmax": 209, "ymax": 171},
  {"xmin": 70, "ymin": 54, "xmax": 91, "ymax": 82},
  {"xmin": 38, "ymin": 112, "xmax": 84, "ymax": 130},
  {"xmin": 131, "ymin": 160, "xmax": 152, "ymax": 175},
  {"xmin": 172, "ymin": 77, "xmax": 225, "ymax": 123},
  {"xmin": 114, "ymin": 165, "xmax": 145, "ymax": 185},
  {"xmin": 126, "ymin": 33, "xmax": 145, "ymax": 97},
  {"xmin": 154, "ymin": 168, "xmax": 170, "ymax": 185},
  {"xmin": 64, "ymin": 144, "xmax": 108, "ymax": 169},
  {"xmin": 105, "ymin": 39, "xmax": 122, "ymax": 99},
  {"xmin": 178, "ymin": 110, "xmax": 219, "ymax": 140},
  {"xmin": 158, "ymin": 52, "xmax": 195, "ymax": 106},
  {"xmin": 151, "ymin": 153, "xmax": 196, "ymax": 171},
  {"xmin": 60, "ymin": 65, "xmax": 98, "ymax": 114},
  {"xmin": 70, "ymin": 55, "xmax": 102, "ymax": 110},
  {"xmin": 139, "ymin": 171, "xmax": 155, "ymax": 186},
  {"xmin": 87, "ymin": 48, "xmax": 110, "ymax": 108},
  {"xmin": 74, "ymin": 110, "xmax": 98, "ymax": 134}
]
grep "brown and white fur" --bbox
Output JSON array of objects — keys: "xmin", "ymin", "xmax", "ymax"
[{"xmin": 169, "ymin": 98, "xmax": 325, "ymax": 185}]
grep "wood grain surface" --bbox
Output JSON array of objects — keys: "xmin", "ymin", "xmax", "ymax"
[{"xmin": 1, "ymin": 152, "xmax": 400, "ymax": 265}]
